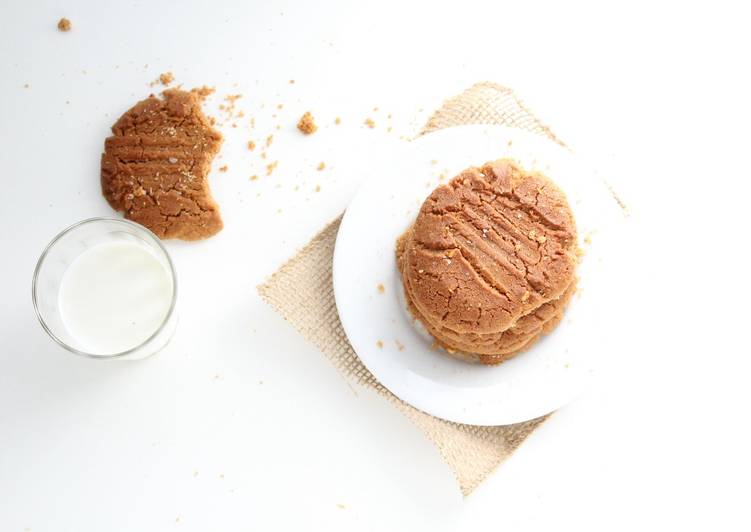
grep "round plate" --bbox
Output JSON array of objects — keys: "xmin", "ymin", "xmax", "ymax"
[{"xmin": 333, "ymin": 124, "xmax": 618, "ymax": 425}]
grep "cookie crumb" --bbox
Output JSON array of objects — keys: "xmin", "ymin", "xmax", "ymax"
[
  {"xmin": 57, "ymin": 17, "xmax": 71, "ymax": 32},
  {"xmin": 528, "ymin": 229, "xmax": 546, "ymax": 244},
  {"xmin": 317, "ymin": 161, "xmax": 326, "ymax": 171},
  {"xmin": 159, "ymin": 72, "xmax": 174, "ymax": 85},
  {"xmin": 395, "ymin": 340, "xmax": 405, "ymax": 351},
  {"xmin": 261, "ymin": 151, "xmax": 268, "ymax": 159},
  {"xmin": 247, "ymin": 140, "xmax": 256, "ymax": 150},
  {"xmin": 289, "ymin": 79, "xmax": 295, "ymax": 84},
  {"xmin": 507, "ymin": 139, "xmax": 513, "ymax": 147},
  {"xmin": 297, "ymin": 111, "xmax": 317, "ymax": 134},
  {"xmin": 315, "ymin": 185, "xmax": 321, "ymax": 192},
  {"xmin": 266, "ymin": 134, "xmax": 274, "ymax": 147},
  {"xmin": 218, "ymin": 165, "xmax": 228, "ymax": 172},
  {"xmin": 190, "ymin": 86, "xmax": 215, "ymax": 101},
  {"xmin": 276, "ymin": 104, "xmax": 283, "ymax": 110},
  {"xmin": 364, "ymin": 118, "xmax": 375, "ymax": 128},
  {"xmin": 335, "ymin": 117, "xmax": 341, "ymax": 125},
  {"xmin": 250, "ymin": 175, "xmax": 258, "ymax": 181},
  {"xmin": 376, "ymin": 340, "xmax": 384, "ymax": 349},
  {"xmin": 430, "ymin": 159, "xmax": 437, "ymax": 165},
  {"xmin": 376, "ymin": 283, "xmax": 385, "ymax": 294},
  {"xmin": 266, "ymin": 161, "xmax": 278, "ymax": 175}
]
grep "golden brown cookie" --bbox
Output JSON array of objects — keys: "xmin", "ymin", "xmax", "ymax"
[
  {"xmin": 401, "ymin": 236, "xmax": 576, "ymax": 361},
  {"xmin": 101, "ymin": 89, "xmax": 224, "ymax": 240},
  {"xmin": 397, "ymin": 159, "xmax": 578, "ymax": 364},
  {"xmin": 403, "ymin": 273, "xmax": 576, "ymax": 357}
]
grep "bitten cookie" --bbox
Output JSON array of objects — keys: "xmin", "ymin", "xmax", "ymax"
[
  {"xmin": 101, "ymin": 89, "xmax": 224, "ymax": 240},
  {"xmin": 397, "ymin": 159, "xmax": 578, "ymax": 364}
]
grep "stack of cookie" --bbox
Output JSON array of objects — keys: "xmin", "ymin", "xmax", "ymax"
[{"xmin": 397, "ymin": 159, "xmax": 579, "ymax": 365}]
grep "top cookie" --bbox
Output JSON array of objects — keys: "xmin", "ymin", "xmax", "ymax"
[
  {"xmin": 101, "ymin": 89, "xmax": 224, "ymax": 240},
  {"xmin": 401, "ymin": 159, "xmax": 578, "ymax": 336}
]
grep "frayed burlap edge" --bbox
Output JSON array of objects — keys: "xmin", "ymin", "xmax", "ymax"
[{"xmin": 258, "ymin": 82, "xmax": 564, "ymax": 496}]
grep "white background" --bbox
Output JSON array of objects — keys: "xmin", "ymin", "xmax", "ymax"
[{"xmin": 1, "ymin": 1, "xmax": 749, "ymax": 530}]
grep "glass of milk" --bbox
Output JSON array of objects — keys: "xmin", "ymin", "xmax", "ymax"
[{"xmin": 32, "ymin": 218, "xmax": 177, "ymax": 360}]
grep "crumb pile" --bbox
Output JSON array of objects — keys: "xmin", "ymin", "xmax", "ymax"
[
  {"xmin": 297, "ymin": 112, "xmax": 317, "ymax": 134},
  {"xmin": 100, "ymin": 89, "xmax": 224, "ymax": 240},
  {"xmin": 57, "ymin": 18, "xmax": 71, "ymax": 32},
  {"xmin": 397, "ymin": 159, "xmax": 578, "ymax": 365}
]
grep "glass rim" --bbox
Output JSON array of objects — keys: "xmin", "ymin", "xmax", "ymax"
[{"xmin": 31, "ymin": 217, "xmax": 178, "ymax": 360}]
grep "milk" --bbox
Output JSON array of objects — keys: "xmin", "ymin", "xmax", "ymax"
[{"xmin": 58, "ymin": 241, "xmax": 174, "ymax": 355}]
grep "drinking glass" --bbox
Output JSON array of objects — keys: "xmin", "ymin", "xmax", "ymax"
[{"xmin": 32, "ymin": 218, "xmax": 178, "ymax": 360}]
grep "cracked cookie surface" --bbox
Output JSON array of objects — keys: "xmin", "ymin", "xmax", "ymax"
[
  {"xmin": 397, "ymin": 159, "xmax": 578, "ymax": 364},
  {"xmin": 101, "ymin": 89, "xmax": 224, "ymax": 240}
]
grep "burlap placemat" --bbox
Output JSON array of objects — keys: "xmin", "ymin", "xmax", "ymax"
[{"xmin": 259, "ymin": 82, "xmax": 565, "ymax": 496}]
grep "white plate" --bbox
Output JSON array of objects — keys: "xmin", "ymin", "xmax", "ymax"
[{"xmin": 333, "ymin": 124, "xmax": 620, "ymax": 425}]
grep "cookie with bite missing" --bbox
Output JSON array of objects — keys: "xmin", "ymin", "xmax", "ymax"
[{"xmin": 101, "ymin": 89, "xmax": 223, "ymax": 240}]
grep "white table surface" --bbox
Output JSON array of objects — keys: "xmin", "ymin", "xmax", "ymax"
[{"xmin": 1, "ymin": 1, "xmax": 749, "ymax": 530}]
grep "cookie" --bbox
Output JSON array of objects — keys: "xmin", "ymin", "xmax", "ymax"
[
  {"xmin": 397, "ymin": 159, "xmax": 578, "ymax": 364},
  {"xmin": 401, "ymin": 238, "xmax": 576, "ymax": 361},
  {"xmin": 101, "ymin": 89, "xmax": 224, "ymax": 240},
  {"xmin": 403, "ymin": 272, "xmax": 576, "ymax": 357}
]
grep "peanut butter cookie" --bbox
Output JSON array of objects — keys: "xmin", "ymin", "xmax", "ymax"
[
  {"xmin": 101, "ymin": 89, "xmax": 223, "ymax": 240},
  {"xmin": 397, "ymin": 159, "xmax": 578, "ymax": 364}
]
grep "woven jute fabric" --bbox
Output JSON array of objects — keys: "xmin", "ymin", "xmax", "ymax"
[{"xmin": 259, "ymin": 82, "xmax": 564, "ymax": 496}]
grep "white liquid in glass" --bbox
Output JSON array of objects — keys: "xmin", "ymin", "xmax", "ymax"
[{"xmin": 58, "ymin": 241, "xmax": 173, "ymax": 355}]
